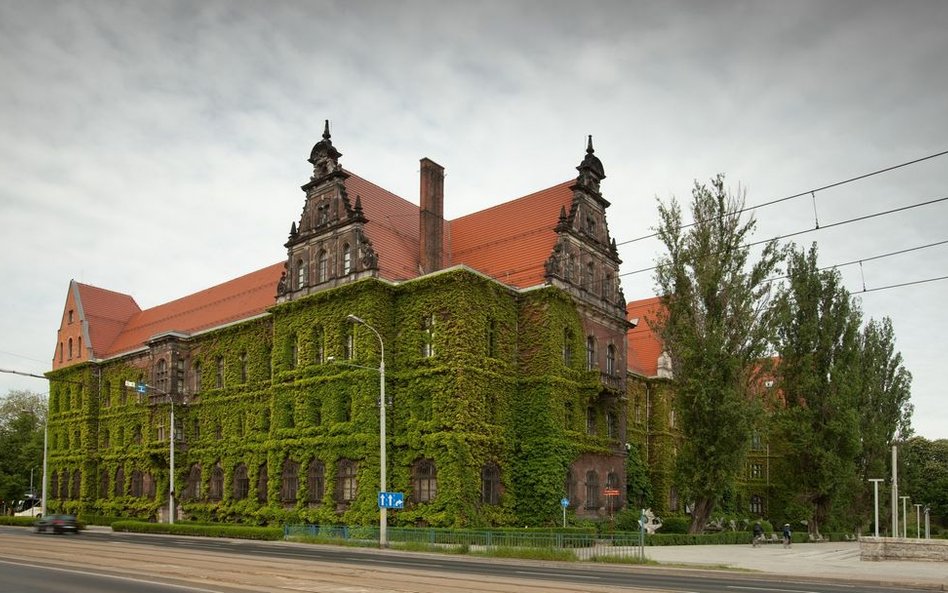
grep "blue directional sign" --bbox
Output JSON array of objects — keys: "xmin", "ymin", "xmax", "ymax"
[
  {"xmin": 378, "ymin": 492, "xmax": 405, "ymax": 509},
  {"xmin": 136, "ymin": 383, "xmax": 147, "ymax": 394},
  {"xmin": 560, "ymin": 497, "xmax": 569, "ymax": 509}
]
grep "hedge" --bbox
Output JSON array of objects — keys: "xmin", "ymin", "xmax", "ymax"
[{"xmin": 111, "ymin": 520, "xmax": 282, "ymax": 540}]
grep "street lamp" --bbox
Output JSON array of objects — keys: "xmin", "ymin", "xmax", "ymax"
[
  {"xmin": 868, "ymin": 478, "xmax": 883, "ymax": 537},
  {"xmin": 345, "ymin": 314, "xmax": 387, "ymax": 548},
  {"xmin": 914, "ymin": 504, "xmax": 922, "ymax": 540},
  {"xmin": 900, "ymin": 495, "xmax": 909, "ymax": 538},
  {"xmin": 125, "ymin": 381, "xmax": 177, "ymax": 524}
]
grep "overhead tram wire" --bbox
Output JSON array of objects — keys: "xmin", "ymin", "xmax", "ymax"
[
  {"xmin": 616, "ymin": 148, "xmax": 948, "ymax": 247},
  {"xmin": 620, "ymin": 194, "xmax": 948, "ymax": 278},
  {"xmin": 860, "ymin": 275, "xmax": 948, "ymax": 294}
]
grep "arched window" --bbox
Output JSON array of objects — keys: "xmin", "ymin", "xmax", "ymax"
[
  {"xmin": 307, "ymin": 459, "xmax": 325, "ymax": 503},
  {"xmin": 296, "ymin": 258, "xmax": 306, "ymax": 289},
  {"xmin": 233, "ymin": 463, "xmax": 249, "ymax": 500},
  {"xmin": 480, "ymin": 462, "xmax": 500, "ymax": 505},
  {"xmin": 317, "ymin": 249, "xmax": 328, "ymax": 283},
  {"xmin": 412, "ymin": 459, "xmax": 437, "ymax": 503},
  {"xmin": 130, "ymin": 470, "xmax": 143, "ymax": 497},
  {"xmin": 193, "ymin": 361, "xmax": 202, "ymax": 393},
  {"xmin": 143, "ymin": 472, "xmax": 155, "ymax": 499},
  {"xmin": 156, "ymin": 358, "xmax": 168, "ymax": 393},
  {"xmin": 606, "ymin": 411, "xmax": 618, "ymax": 438},
  {"xmin": 208, "ymin": 463, "xmax": 224, "ymax": 501},
  {"xmin": 586, "ymin": 336, "xmax": 596, "ymax": 370},
  {"xmin": 280, "ymin": 458, "xmax": 299, "ymax": 503},
  {"xmin": 239, "ymin": 352, "xmax": 247, "ymax": 384},
  {"xmin": 342, "ymin": 243, "xmax": 352, "ymax": 275},
  {"xmin": 71, "ymin": 469, "xmax": 81, "ymax": 500},
  {"xmin": 585, "ymin": 261, "xmax": 595, "ymax": 291},
  {"xmin": 421, "ymin": 314, "xmax": 435, "ymax": 358},
  {"xmin": 68, "ymin": 338, "xmax": 73, "ymax": 359},
  {"xmin": 606, "ymin": 344, "xmax": 616, "ymax": 376},
  {"xmin": 98, "ymin": 470, "xmax": 108, "ymax": 498},
  {"xmin": 114, "ymin": 465, "xmax": 124, "ymax": 497},
  {"xmin": 313, "ymin": 326, "xmax": 325, "ymax": 364},
  {"xmin": 584, "ymin": 470, "xmax": 600, "ymax": 509},
  {"xmin": 58, "ymin": 342, "xmax": 63, "ymax": 362},
  {"xmin": 256, "ymin": 463, "xmax": 268, "ymax": 502},
  {"xmin": 184, "ymin": 464, "xmax": 202, "ymax": 500},
  {"xmin": 77, "ymin": 336, "xmax": 82, "ymax": 358},
  {"xmin": 336, "ymin": 459, "xmax": 357, "ymax": 503},
  {"xmin": 565, "ymin": 469, "xmax": 578, "ymax": 508},
  {"xmin": 60, "ymin": 469, "xmax": 70, "ymax": 499},
  {"xmin": 215, "ymin": 356, "xmax": 224, "ymax": 388},
  {"xmin": 563, "ymin": 328, "xmax": 573, "ymax": 366}
]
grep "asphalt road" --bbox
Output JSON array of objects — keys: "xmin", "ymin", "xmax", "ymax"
[{"xmin": 0, "ymin": 527, "xmax": 936, "ymax": 593}]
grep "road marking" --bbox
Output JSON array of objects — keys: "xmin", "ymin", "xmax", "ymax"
[
  {"xmin": 515, "ymin": 570, "xmax": 601, "ymax": 580},
  {"xmin": 727, "ymin": 586, "xmax": 820, "ymax": 593},
  {"xmin": 0, "ymin": 558, "xmax": 225, "ymax": 592}
]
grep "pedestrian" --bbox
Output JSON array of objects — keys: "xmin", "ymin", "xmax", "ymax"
[
  {"xmin": 752, "ymin": 521, "xmax": 764, "ymax": 547},
  {"xmin": 782, "ymin": 523, "xmax": 792, "ymax": 548}
]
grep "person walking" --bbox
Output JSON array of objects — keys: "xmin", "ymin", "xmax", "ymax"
[
  {"xmin": 752, "ymin": 521, "xmax": 764, "ymax": 547},
  {"xmin": 782, "ymin": 523, "xmax": 792, "ymax": 548}
]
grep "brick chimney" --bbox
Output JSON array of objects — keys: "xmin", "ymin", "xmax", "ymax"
[{"xmin": 419, "ymin": 157, "xmax": 444, "ymax": 274}]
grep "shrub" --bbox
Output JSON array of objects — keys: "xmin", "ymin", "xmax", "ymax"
[
  {"xmin": 111, "ymin": 520, "xmax": 281, "ymax": 540},
  {"xmin": 658, "ymin": 515, "xmax": 691, "ymax": 534}
]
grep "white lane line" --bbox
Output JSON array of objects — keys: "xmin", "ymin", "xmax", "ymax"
[
  {"xmin": 727, "ymin": 586, "xmax": 820, "ymax": 593},
  {"xmin": 515, "ymin": 570, "xmax": 601, "ymax": 580},
  {"xmin": 0, "ymin": 558, "xmax": 225, "ymax": 593}
]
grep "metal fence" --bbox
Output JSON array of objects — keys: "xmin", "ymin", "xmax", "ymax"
[{"xmin": 283, "ymin": 525, "xmax": 648, "ymax": 560}]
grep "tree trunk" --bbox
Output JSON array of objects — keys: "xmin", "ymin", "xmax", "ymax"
[{"xmin": 689, "ymin": 497, "xmax": 714, "ymax": 534}]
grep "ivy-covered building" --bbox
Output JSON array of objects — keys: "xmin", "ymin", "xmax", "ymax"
[{"xmin": 46, "ymin": 123, "xmax": 635, "ymax": 527}]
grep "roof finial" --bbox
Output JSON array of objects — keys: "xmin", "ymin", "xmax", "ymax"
[
  {"xmin": 586, "ymin": 134, "xmax": 595, "ymax": 154},
  {"xmin": 323, "ymin": 120, "xmax": 331, "ymax": 140}
]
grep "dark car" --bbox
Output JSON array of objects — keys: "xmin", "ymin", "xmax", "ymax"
[{"xmin": 34, "ymin": 514, "xmax": 79, "ymax": 535}]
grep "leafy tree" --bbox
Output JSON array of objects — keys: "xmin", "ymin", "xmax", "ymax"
[
  {"xmin": 851, "ymin": 317, "xmax": 913, "ymax": 531},
  {"xmin": 771, "ymin": 244, "xmax": 863, "ymax": 535},
  {"xmin": 901, "ymin": 436, "xmax": 948, "ymax": 530},
  {"xmin": 653, "ymin": 174, "xmax": 781, "ymax": 533},
  {"xmin": 0, "ymin": 389, "xmax": 47, "ymax": 509}
]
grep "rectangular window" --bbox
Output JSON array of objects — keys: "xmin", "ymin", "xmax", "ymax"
[
  {"xmin": 216, "ymin": 356, "xmax": 224, "ymax": 388},
  {"xmin": 586, "ymin": 406, "xmax": 596, "ymax": 435},
  {"xmin": 751, "ymin": 463, "xmax": 763, "ymax": 479},
  {"xmin": 422, "ymin": 315, "xmax": 435, "ymax": 358}
]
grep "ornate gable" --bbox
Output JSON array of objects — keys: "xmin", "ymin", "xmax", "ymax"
[
  {"xmin": 276, "ymin": 121, "xmax": 378, "ymax": 302},
  {"xmin": 544, "ymin": 136, "xmax": 626, "ymax": 317}
]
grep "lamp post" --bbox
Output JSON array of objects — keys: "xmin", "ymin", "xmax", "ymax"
[
  {"xmin": 125, "ymin": 381, "xmax": 176, "ymax": 523},
  {"xmin": 914, "ymin": 504, "xmax": 922, "ymax": 540},
  {"xmin": 345, "ymin": 314, "xmax": 387, "ymax": 548},
  {"xmin": 900, "ymin": 495, "xmax": 909, "ymax": 538},
  {"xmin": 868, "ymin": 478, "xmax": 883, "ymax": 537}
]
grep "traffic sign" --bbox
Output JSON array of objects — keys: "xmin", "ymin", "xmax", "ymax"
[
  {"xmin": 378, "ymin": 492, "xmax": 404, "ymax": 509},
  {"xmin": 560, "ymin": 497, "xmax": 569, "ymax": 508}
]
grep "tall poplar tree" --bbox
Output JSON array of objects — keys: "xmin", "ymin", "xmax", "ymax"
[
  {"xmin": 654, "ymin": 174, "xmax": 781, "ymax": 533},
  {"xmin": 772, "ymin": 244, "xmax": 863, "ymax": 535}
]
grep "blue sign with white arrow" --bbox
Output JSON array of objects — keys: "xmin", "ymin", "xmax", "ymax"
[{"xmin": 378, "ymin": 492, "xmax": 405, "ymax": 509}]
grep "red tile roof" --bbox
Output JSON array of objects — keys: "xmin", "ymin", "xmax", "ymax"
[
  {"xmin": 626, "ymin": 296, "xmax": 665, "ymax": 377},
  {"xmin": 75, "ymin": 283, "xmax": 141, "ymax": 359},
  {"xmin": 103, "ymin": 263, "xmax": 284, "ymax": 357},
  {"xmin": 54, "ymin": 169, "xmax": 584, "ymax": 364},
  {"xmin": 449, "ymin": 181, "xmax": 574, "ymax": 288},
  {"xmin": 345, "ymin": 172, "xmax": 422, "ymax": 282}
]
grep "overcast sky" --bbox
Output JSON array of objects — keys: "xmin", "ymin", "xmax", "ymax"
[{"xmin": 1, "ymin": 1, "xmax": 946, "ymax": 439}]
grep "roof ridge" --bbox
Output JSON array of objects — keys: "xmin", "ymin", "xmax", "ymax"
[{"xmin": 449, "ymin": 179, "xmax": 573, "ymax": 222}]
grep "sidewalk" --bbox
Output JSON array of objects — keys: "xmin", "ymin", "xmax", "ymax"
[{"xmin": 642, "ymin": 541, "xmax": 947, "ymax": 590}]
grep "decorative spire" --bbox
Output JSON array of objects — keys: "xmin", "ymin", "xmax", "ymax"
[
  {"xmin": 322, "ymin": 119, "xmax": 331, "ymax": 141},
  {"xmin": 309, "ymin": 119, "xmax": 343, "ymax": 180},
  {"xmin": 586, "ymin": 134, "xmax": 594, "ymax": 155},
  {"xmin": 576, "ymin": 133, "xmax": 605, "ymax": 192}
]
